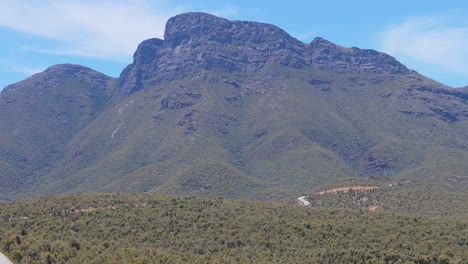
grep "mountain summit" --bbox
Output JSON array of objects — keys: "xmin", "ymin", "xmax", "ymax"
[
  {"xmin": 119, "ymin": 12, "xmax": 409, "ymax": 94},
  {"xmin": 1, "ymin": 13, "xmax": 467, "ymax": 200}
]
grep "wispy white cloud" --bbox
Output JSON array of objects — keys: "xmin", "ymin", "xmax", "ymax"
[
  {"xmin": 0, "ymin": 1, "xmax": 249, "ymax": 62},
  {"xmin": 380, "ymin": 16, "xmax": 468, "ymax": 74},
  {"xmin": 10, "ymin": 65, "xmax": 46, "ymax": 76},
  {"xmin": 0, "ymin": 0, "xmax": 179, "ymax": 60}
]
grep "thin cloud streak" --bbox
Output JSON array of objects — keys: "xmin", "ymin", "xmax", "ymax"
[
  {"xmin": 11, "ymin": 65, "xmax": 46, "ymax": 76},
  {"xmin": 21, "ymin": 45, "xmax": 130, "ymax": 62},
  {"xmin": 0, "ymin": 1, "xmax": 175, "ymax": 60},
  {"xmin": 380, "ymin": 16, "xmax": 468, "ymax": 74}
]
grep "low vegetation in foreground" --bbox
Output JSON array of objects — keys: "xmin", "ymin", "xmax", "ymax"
[{"xmin": 1, "ymin": 194, "xmax": 467, "ymax": 263}]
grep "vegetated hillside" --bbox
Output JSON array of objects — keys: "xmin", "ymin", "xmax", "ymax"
[
  {"xmin": 0, "ymin": 194, "xmax": 467, "ymax": 263},
  {"xmin": 0, "ymin": 12, "xmax": 467, "ymax": 201},
  {"xmin": 0, "ymin": 65, "xmax": 115, "ymax": 199},
  {"xmin": 304, "ymin": 177, "xmax": 468, "ymax": 219}
]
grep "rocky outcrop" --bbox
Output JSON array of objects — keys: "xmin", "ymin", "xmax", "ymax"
[
  {"xmin": 308, "ymin": 37, "xmax": 409, "ymax": 74},
  {"xmin": 118, "ymin": 12, "xmax": 410, "ymax": 94},
  {"xmin": 118, "ymin": 13, "xmax": 307, "ymax": 94},
  {"xmin": 117, "ymin": 39, "xmax": 164, "ymax": 94}
]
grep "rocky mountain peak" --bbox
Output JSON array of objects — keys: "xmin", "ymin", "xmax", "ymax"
[
  {"xmin": 118, "ymin": 12, "xmax": 306, "ymax": 94},
  {"xmin": 164, "ymin": 12, "xmax": 230, "ymax": 47},
  {"xmin": 163, "ymin": 12, "xmax": 299, "ymax": 47},
  {"xmin": 310, "ymin": 37, "xmax": 336, "ymax": 49},
  {"xmin": 308, "ymin": 38, "xmax": 409, "ymax": 74},
  {"xmin": 117, "ymin": 12, "xmax": 411, "ymax": 94}
]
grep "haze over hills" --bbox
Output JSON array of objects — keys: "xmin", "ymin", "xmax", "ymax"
[{"xmin": 0, "ymin": 12, "xmax": 467, "ymax": 201}]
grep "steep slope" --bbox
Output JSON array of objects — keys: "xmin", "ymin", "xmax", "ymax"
[
  {"xmin": 0, "ymin": 65, "xmax": 115, "ymax": 199},
  {"xmin": 0, "ymin": 12, "xmax": 467, "ymax": 200}
]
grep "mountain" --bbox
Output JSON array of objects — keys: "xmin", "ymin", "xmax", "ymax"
[
  {"xmin": 1, "ymin": 12, "xmax": 467, "ymax": 201},
  {"xmin": 0, "ymin": 65, "xmax": 116, "ymax": 198}
]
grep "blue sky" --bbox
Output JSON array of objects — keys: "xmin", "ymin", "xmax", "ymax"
[{"xmin": 1, "ymin": 1, "xmax": 467, "ymax": 90}]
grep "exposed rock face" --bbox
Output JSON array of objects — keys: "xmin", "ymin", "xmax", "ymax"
[
  {"xmin": 397, "ymin": 85, "xmax": 468, "ymax": 123},
  {"xmin": 308, "ymin": 37, "xmax": 409, "ymax": 74},
  {"xmin": 118, "ymin": 12, "xmax": 408, "ymax": 94}
]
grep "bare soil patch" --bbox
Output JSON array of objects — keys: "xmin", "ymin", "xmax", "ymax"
[{"xmin": 319, "ymin": 186, "xmax": 379, "ymax": 194}]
